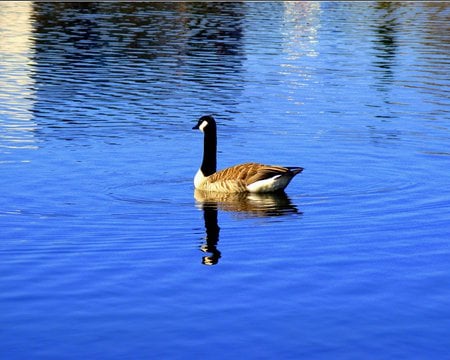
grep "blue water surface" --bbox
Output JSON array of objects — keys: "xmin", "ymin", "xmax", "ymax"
[{"xmin": 1, "ymin": 2, "xmax": 450, "ymax": 359}]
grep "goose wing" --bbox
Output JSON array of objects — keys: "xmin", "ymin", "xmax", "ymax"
[{"xmin": 209, "ymin": 162, "xmax": 297, "ymax": 185}]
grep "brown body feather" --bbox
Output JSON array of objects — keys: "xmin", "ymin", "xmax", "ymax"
[
  {"xmin": 208, "ymin": 163, "xmax": 294, "ymax": 185},
  {"xmin": 197, "ymin": 163, "xmax": 302, "ymax": 193}
]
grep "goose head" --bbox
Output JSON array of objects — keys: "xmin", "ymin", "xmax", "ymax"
[{"xmin": 193, "ymin": 115, "xmax": 216, "ymax": 133}]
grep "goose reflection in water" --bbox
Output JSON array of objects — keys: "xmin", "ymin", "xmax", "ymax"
[{"xmin": 194, "ymin": 190, "xmax": 301, "ymax": 265}]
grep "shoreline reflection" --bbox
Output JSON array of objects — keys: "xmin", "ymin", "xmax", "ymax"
[{"xmin": 194, "ymin": 190, "xmax": 301, "ymax": 265}]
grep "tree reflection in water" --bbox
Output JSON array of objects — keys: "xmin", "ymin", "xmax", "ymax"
[{"xmin": 194, "ymin": 190, "xmax": 301, "ymax": 265}]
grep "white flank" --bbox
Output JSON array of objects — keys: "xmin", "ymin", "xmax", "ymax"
[{"xmin": 246, "ymin": 175, "xmax": 290, "ymax": 193}]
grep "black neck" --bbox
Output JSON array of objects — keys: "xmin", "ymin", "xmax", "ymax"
[{"xmin": 201, "ymin": 128, "xmax": 217, "ymax": 176}]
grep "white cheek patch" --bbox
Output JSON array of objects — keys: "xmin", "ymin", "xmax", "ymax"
[{"xmin": 199, "ymin": 121, "xmax": 208, "ymax": 132}]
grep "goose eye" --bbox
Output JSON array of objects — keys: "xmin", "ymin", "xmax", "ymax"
[{"xmin": 199, "ymin": 120, "xmax": 208, "ymax": 132}]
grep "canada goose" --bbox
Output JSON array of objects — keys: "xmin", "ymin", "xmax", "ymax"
[{"xmin": 193, "ymin": 115, "xmax": 303, "ymax": 193}]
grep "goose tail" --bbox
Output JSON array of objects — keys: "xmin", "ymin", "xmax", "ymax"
[{"xmin": 287, "ymin": 167, "xmax": 304, "ymax": 175}]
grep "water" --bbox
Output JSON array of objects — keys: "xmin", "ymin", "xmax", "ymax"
[{"xmin": 1, "ymin": 2, "xmax": 450, "ymax": 359}]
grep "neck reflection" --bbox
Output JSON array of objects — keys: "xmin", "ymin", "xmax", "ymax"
[
  {"xmin": 195, "ymin": 190, "xmax": 301, "ymax": 265},
  {"xmin": 200, "ymin": 203, "xmax": 221, "ymax": 265}
]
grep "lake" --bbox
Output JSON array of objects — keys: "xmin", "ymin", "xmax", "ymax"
[{"xmin": 1, "ymin": 2, "xmax": 450, "ymax": 359}]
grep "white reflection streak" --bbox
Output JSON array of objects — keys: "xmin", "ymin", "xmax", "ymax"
[
  {"xmin": 280, "ymin": 2, "xmax": 321, "ymax": 104},
  {"xmin": 0, "ymin": 2, "xmax": 37, "ymax": 153},
  {"xmin": 282, "ymin": 2, "xmax": 320, "ymax": 59}
]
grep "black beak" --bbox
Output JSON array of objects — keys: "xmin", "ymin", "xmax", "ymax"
[{"xmin": 192, "ymin": 124, "xmax": 199, "ymax": 130}]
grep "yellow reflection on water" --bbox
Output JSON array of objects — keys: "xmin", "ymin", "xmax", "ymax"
[
  {"xmin": 194, "ymin": 189, "xmax": 300, "ymax": 265},
  {"xmin": 0, "ymin": 2, "xmax": 37, "ymax": 153}
]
